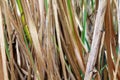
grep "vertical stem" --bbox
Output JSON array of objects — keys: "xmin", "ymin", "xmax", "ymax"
[
  {"xmin": 118, "ymin": 0, "xmax": 120, "ymax": 54},
  {"xmin": 0, "ymin": 5, "xmax": 9, "ymax": 80}
]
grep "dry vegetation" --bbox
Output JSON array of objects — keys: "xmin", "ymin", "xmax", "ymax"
[{"xmin": 0, "ymin": 0, "xmax": 120, "ymax": 80}]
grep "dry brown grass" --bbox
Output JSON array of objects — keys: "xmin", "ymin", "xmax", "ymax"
[{"xmin": 0, "ymin": 0, "xmax": 120, "ymax": 80}]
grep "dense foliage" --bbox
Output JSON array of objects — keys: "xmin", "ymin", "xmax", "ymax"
[{"xmin": 0, "ymin": 0, "xmax": 120, "ymax": 80}]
